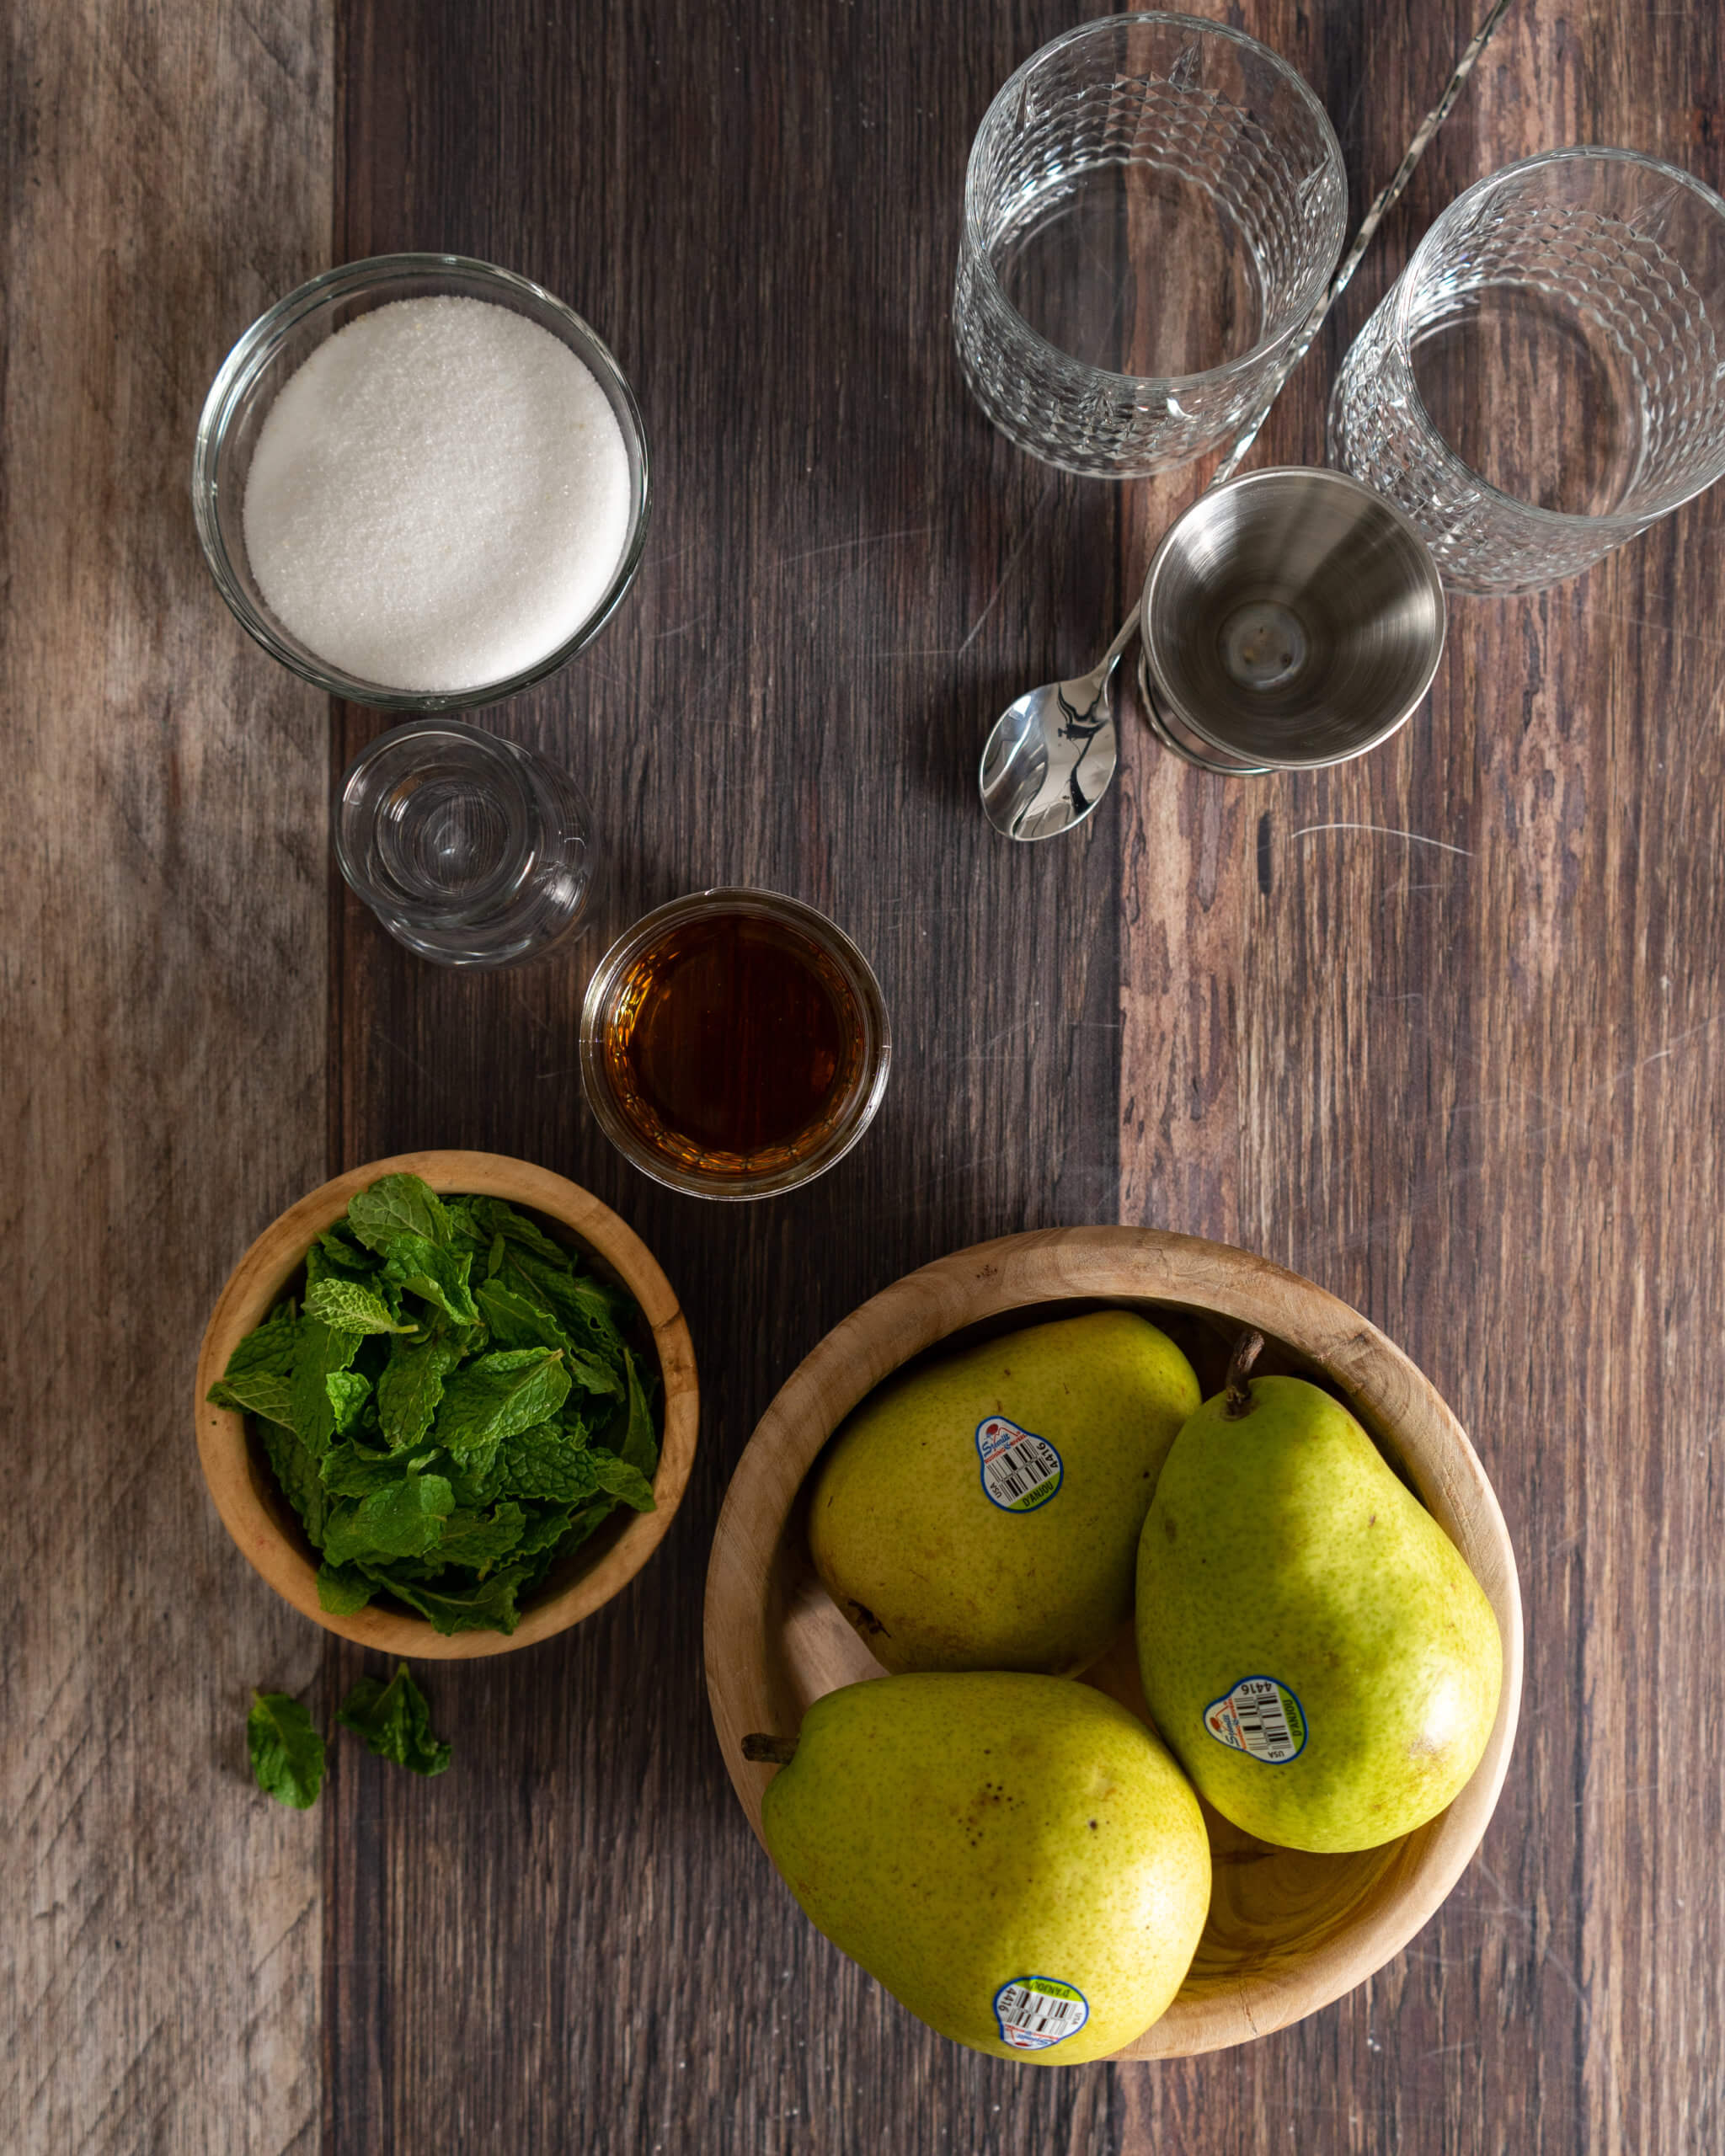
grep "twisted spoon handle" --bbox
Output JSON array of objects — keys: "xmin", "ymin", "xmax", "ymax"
[{"xmin": 1211, "ymin": 0, "xmax": 1519, "ymax": 488}]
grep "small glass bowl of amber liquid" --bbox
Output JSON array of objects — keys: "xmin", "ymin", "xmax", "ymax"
[{"xmin": 579, "ymin": 889, "xmax": 892, "ymax": 1199}]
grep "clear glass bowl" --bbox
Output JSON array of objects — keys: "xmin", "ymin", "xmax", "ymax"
[
  {"xmin": 191, "ymin": 253, "xmax": 651, "ymax": 710},
  {"xmin": 579, "ymin": 890, "xmax": 893, "ymax": 1202}
]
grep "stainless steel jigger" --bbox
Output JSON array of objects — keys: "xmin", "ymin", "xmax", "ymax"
[{"xmin": 1135, "ymin": 467, "xmax": 1446, "ymax": 776}]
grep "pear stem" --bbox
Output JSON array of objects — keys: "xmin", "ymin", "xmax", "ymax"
[
  {"xmin": 742, "ymin": 1733, "xmax": 798, "ymax": 1765},
  {"xmin": 1223, "ymin": 1329, "xmax": 1265, "ymax": 1418}
]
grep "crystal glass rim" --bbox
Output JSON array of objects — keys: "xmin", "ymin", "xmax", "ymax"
[
  {"xmin": 1388, "ymin": 147, "xmax": 1725, "ymax": 536},
  {"xmin": 960, "ymin": 12, "xmax": 1346, "ymax": 396},
  {"xmin": 1138, "ymin": 467, "xmax": 1447, "ymax": 769},
  {"xmin": 333, "ymin": 718, "xmax": 546, "ymax": 927},
  {"xmin": 579, "ymin": 888, "xmax": 893, "ymax": 1203},
  {"xmin": 191, "ymin": 253, "xmax": 653, "ymax": 712}
]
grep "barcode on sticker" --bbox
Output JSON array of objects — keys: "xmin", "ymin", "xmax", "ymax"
[
  {"xmin": 975, "ymin": 1417, "xmax": 1063, "ymax": 1513},
  {"xmin": 993, "ymin": 1976, "xmax": 1090, "ymax": 2052},
  {"xmin": 1204, "ymin": 1675, "xmax": 1308, "ymax": 1765}
]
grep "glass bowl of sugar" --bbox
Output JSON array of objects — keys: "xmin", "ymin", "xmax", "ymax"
[{"xmin": 193, "ymin": 254, "xmax": 650, "ymax": 710}]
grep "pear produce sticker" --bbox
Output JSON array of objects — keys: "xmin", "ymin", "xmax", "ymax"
[
  {"xmin": 993, "ymin": 1976, "xmax": 1090, "ymax": 2052},
  {"xmin": 1204, "ymin": 1675, "xmax": 1308, "ymax": 1765},
  {"xmin": 975, "ymin": 1416, "xmax": 1064, "ymax": 1513}
]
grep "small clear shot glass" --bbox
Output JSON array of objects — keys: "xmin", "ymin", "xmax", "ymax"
[
  {"xmin": 953, "ymin": 13, "xmax": 1345, "ymax": 478},
  {"xmin": 579, "ymin": 889, "xmax": 892, "ymax": 1201},
  {"xmin": 334, "ymin": 719, "xmax": 596, "ymax": 967},
  {"xmin": 192, "ymin": 253, "xmax": 651, "ymax": 710},
  {"xmin": 1329, "ymin": 148, "xmax": 1725, "ymax": 595}
]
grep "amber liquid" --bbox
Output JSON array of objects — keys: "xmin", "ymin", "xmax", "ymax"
[{"xmin": 601, "ymin": 911, "xmax": 865, "ymax": 1176}]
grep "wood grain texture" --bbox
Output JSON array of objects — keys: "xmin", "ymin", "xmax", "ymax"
[
  {"xmin": 0, "ymin": 2, "xmax": 333, "ymax": 2151},
  {"xmin": 702, "ymin": 1226, "xmax": 1523, "ymax": 2059},
  {"xmin": 326, "ymin": 4, "xmax": 1124, "ymax": 2150},
  {"xmin": 1119, "ymin": 4, "xmax": 1725, "ymax": 2153},
  {"xmin": 320, "ymin": 0, "xmax": 1725, "ymax": 2149}
]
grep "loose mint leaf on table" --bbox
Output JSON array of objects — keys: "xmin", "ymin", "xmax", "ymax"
[
  {"xmin": 473, "ymin": 1279, "xmax": 623, "ymax": 1397},
  {"xmin": 248, "ymin": 1690, "xmax": 325, "ymax": 1809},
  {"xmin": 382, "ymin": 1234, "xmax": 479, "ymax": 1326},
  {"xmin": 434, "ymin": 1348, "xmax": 571, "ymax": 1472},
  {"xmin": 347, "ymin": 1173, "xmax": 452, "ymax": 1254},
  {"xmin": 303, "ymin": 1278, "xmax": 418, "ymax": 1336},
  {"xmin": 317, "ymin": 1561, "xmax": 374, "ymax": 1615},
  {"xmin": 337, "ymin": 1662, "xmax": 452, "ymax": 1775},
  {"xmin": 322, "ymin": 1470, "xmax": 455, "ymax": 1566},
  {"xmin": 377, "ymin": 1330, "xmax": 464, "ymax": 1451}
]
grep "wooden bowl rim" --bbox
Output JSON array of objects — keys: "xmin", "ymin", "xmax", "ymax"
[
  {"xmin": 195, "ymin": 1149, "xmax": 699, "ymax": 1660},
  {"xmin": 702, "ymin": 1224, "xmax": 1523, "ymax": 2058}
]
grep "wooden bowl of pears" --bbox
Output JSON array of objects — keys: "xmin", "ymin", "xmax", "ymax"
[{"xmin": 704, "ymin": 1226, "xmax": 1522, "ymax": 2063}]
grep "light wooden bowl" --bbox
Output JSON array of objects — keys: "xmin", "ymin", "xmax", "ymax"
[
  {"xmin": 703, "ymin": 1226, "xmax": 1521, "ymax": 2059},
  {"xmin": 196, "ymin": 1150, "xmax": 698, "ymax": 1658}
]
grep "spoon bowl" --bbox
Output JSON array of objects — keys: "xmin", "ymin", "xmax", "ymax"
[{"xmin": 978, "ymin": 613, "xmax": 1135, "ymax": 841}]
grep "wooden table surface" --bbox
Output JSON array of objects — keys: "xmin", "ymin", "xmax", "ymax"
[{"xmin": 6, "ymin": 1, "xmax": 1722, "ymax": 2150}]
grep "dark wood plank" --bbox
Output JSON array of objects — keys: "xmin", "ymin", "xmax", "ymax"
[
  {"xmin": 319, "ymin": 2, "xmax": 1725, "ymax": 2153},
  {"xmin": 1121, "ymin": 4, "xmax": 1725, "ymax": 2153},
  {"xmin": 0, "ymin": 1, "xmax": 333, "ymax": 2149},
  {"xmin": 328, "ymin": 2, "xmax": 1122, "ymax": 2151}
]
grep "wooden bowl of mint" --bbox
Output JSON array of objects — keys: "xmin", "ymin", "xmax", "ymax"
[
  {"xmin": 196, "ymin": 1151, "xmax": 698, "ymax": 1657},
  {"xmin": 703, "ymin": 1226, "xmax": 1523, "ymax": 2057}
]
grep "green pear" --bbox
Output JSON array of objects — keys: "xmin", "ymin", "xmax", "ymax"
[
  {"xmin": 1135, "ymin": 1351, "xmax": 1503, "ymax": 1854},
  {"xmin": 748, "ymin": 1671, "xmax": 1211, "ymax": 2063},
  {"xmin": 809, "ymin": 1310, "xmax": 1200, "ymax": 1675}
]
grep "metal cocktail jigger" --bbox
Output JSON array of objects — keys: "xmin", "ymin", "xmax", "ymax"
[{"xmin": 1136, "ymin": 467, "xmax": 1446, "ymax": 776}]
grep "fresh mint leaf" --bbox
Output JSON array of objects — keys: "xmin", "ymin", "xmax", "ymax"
[
  {"xmin": 377, "ymin": 1330, "xmax": 463, "ymax": 1451},
  {"xmin": 305, "ymin": 1225, "xmax": 379, "ymax": 1292},
  {"xmin": 290, "ymin": 1320, "xmax": 363, "ymax": 1458},
  {"xmin": 347, "ymin": 1173, "xmax": 452, "ymax": 1254},
  {"xmin": 304, "ymin": 1278, "xmax": 418, "ymax": 1336},
  {"xmin": 433, "ymin": 1348, "xmax": 571, "ymax": 1471},
  {"xmin": 209, "ymin": 1305, "xmax": 301, "ymax": 1423},
  {"xmin": 336, "ymin": 1662, "xmax": 451, "ymax": 1775},
  {"xmin": 476, "ymin": 1417, "xmax": 601, "ymax": 1506},
  {"xmin": 322, "ymin": 1470, "xmax": 455, "ymax": 1566},
  {"xmin": 618, "ymin": 1347, "xmax": 660, "ymax": 1478},
  {"xmin": 442, "ymin": 1198, "xmax": 485, "ymax": 1252},
  {"xmin": 435, "ymin": 1501, "xmax": 528, "ymax": 1573},
  {"xmin": 590, "ymin": 1452, "xmax": 656, "ymax": 1513},
  {"xmin": 219, "ymin": 1303, "xmax": 300, "ymax": 1380},
  {"xmin": 326, "ymin": 1368, "xmax": 372, "ymax": 1438},
  {"xmin": 320, "ymin": 1438, "xmax": 439, "ymax": 1498},
  {"xmin": 467, "ymin": 1196, "xmax": 569, "ymax": 1265},
  {"xmin": 208, "ymin": 1367, "xmax": 296, "ymax": 1426},
  {"xmin": 370, "ymin": 1562, "xmax": 531, "ymax": 1636},
  {"xmin": 382, "ymin": 1235, "xmax": 479, "ymax": 1327},
  {"xmin": 316, "ymin": 1561, "xmax": 374, "ymax": 1615},
  {"xmin": 258, "ymin": 1417, "xmax": 330, "ymax": 1547},
  {"xmin": 473, "ymin": 1280, "xmax": 623, "ymax": 1397},
  {"xmin": 248, "ymin": 1690, "xmax": 325, "ymax": 1808}
]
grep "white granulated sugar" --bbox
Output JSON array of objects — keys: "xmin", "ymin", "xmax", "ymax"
[{"xmin": 243, "ymin": 296, "xmax": 632, "ymax": 692}]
